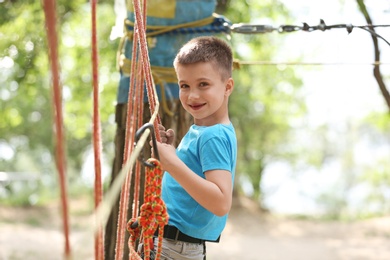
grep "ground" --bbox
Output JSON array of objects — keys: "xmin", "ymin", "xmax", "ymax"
[{"xmin": 1, "ymin": 197, "xmax": 389, "ymax": 260}]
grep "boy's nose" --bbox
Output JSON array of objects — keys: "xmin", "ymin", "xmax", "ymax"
[{"xmin": 188, "ymin": 89, "xmax": 200, "ymax": 100}]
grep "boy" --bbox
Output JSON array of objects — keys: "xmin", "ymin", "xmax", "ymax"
[{"xmin": 154, "ymin": 36, "xmax": 237, "ymax": 260}]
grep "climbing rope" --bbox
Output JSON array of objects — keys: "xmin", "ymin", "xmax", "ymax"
[
  {"xmin": 114, "ymin": 0, "xmax": 163, "ymax": 259},
  {"xmin": 119, "ymin": 56, "xmax": 176, "ymax": 116},
  {"xmin": 114, "ymin": 18, "xmax": 141, "ymax": 260},
  {"xmin": 91, "ymin": 0, "xmax": 104, "ymax": 259},
  {"xmin": 127, "ymin": 158, "xmax": 168, "ymax": 260},
  {"xmin": 132, "ymin": 0, "xmax": 162, "ymax": 133},
  {"xmin": 42, "ymin": 0, "xmax": 71, "ymax": 258},
  {"xmin": 42, "ymin": 1, "xmax": 166, "ymax": 259}
]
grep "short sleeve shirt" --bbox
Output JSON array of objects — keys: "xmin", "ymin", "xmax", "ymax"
[{"xmin": 162, "ymin": 123, "xmax": 237, "ymax": 241}]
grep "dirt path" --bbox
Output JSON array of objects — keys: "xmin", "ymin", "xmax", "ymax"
[
  {"xmin": 1, "ymin": 199, "xmax": 389, "ymax": 260},
  {"xmin": 208, "ymin": 206, "xmax": 390, "ymax": 260}
]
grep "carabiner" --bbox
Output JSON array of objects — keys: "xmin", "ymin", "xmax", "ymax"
[{"xmin": 134, "ymin": 123, "xmax": 160, "ymax": 168}]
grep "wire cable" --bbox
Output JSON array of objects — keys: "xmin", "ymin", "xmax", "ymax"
[{"xmin": 229, "ymin": 19, "xmax": 390, "ymax": 47}]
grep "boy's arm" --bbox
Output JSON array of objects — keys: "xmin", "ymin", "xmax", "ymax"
[{"xmin": 156, "ymin": 141, "xmax": 232, "ymax": 217}]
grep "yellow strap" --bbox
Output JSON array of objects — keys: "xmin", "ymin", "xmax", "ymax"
[
  {"xmin": 124, "ymin": 14, "xmax": 216, "ymax": 38},
  {"xmin": 152, "ymin": 74, "xmax": 175, "ymax": 117},
  {"xmin": 119, "ymin": 55, "xmax": 176, "ymax": 116}
]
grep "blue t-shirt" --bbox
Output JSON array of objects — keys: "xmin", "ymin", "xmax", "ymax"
[{"xmin": 162, "ymin": 123, "xmax": 237, "ymax": 241}]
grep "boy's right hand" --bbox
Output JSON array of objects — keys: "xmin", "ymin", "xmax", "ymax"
[{"xmin": 158, "ymin": 124, "xmax": 175, "ymax": 145}]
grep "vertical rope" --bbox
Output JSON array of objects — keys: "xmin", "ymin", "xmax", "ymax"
[
  {"xmin": 42, "ymin": 0, "xmax": 71, "ymax": 258},
  {"xmin": 116, "ymin": 0, "xmax": 165, "ymax": 258},
  {"xmin": 114, "ymin": 32, "xmax": 139, "ymax": 260},
  {"xmin": 133, "ymin": 64, "xmax": 145, "ymax": 219},
  {"xmin": 132, "ymin": 0, "xmax": 162, "ymax": 141},
  {"xmin": 91, "ymin": 0, "xmax": 104, "ymax": 259}
]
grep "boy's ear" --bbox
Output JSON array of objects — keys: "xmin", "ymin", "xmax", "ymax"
[{"xmin": 225, "ymin": 77, "xmax": 234, "ymax": 96}]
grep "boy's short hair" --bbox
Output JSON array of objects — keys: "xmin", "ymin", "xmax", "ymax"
[{"xmin": 173, "ymin": 36, "xmax": 233, "ymax": 80}]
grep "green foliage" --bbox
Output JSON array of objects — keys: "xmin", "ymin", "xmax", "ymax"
[
  {"xmin": 3, "ymin": 1, "xmax": 386, "ymax": 219},
  {"xmin": 222, "ymin": 1, "xmax": 305, "ymax": 200},
  {"xmin": 0, "ymin": 1, "xmax": 118, "ymax": 203},
  {"xmin": 0, "ymin": 0, "xmax": 306, "ymax": 211},
  {"xmin": 311, "ymin": 111, "xmax": 390, "ymax": 219},
  {"xmin": 355, "ymin": 112, "xmax": 390, "ymax": 215},
  {"xmin": 365, "ymin": 111, "xmax": 390, "ymax": 133}
]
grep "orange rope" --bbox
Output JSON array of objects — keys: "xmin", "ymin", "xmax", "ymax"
[
  {"xmin": 116, "ymin": 0, "xmax": 166, "ymax": 259},
  {"xmin": 115, "ymin": 2, "xmax": 149, "ymax": 257},
  {"xmin": 132, "ymin": 0, "xmax": 162, "ymax": 139},
  {"xmin": 42, "ymin": 0, "xmax": 71, "ymax": 258},
  {"xmin": 127, "ymin": 218, "xmax": 143, "ymax": 260},
  {"xmin": 90, "ymin": 0, "xmax": 104, "ymax": 259},
  {"xmin": 114, "ymin": 24, "xmax": 139, "ymax": 260},
  {"xmin": 127, "ymin": 159, "xmax": 168, "ymax": 260},
  {"xmin": 133, "ymin": 62, "xmax": 145, "ymax": 219}
]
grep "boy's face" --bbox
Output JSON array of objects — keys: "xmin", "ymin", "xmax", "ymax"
[{"xmin": 176, "ymin": 61, "xmax": 233, "ymax": 126}]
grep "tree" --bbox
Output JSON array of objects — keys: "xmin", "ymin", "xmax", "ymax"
[
  {"xmin": 356, "ymin": 0, "xmax": 390, "ymax": 112},
  {"xmin": 219, "ymin": 1, "xmax": 305, "ymax": 203},
  {"xmin": 0, "ymin": 0, "xmax": 303, "ymax": 208},
  {"xmin": 0, "ymin": 0, "xmax": 118, "ymax": 188}
]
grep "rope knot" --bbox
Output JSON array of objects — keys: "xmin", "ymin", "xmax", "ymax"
[{"xmin": 136, "ymin": 158, "xmax": 169, "ymax": 260}]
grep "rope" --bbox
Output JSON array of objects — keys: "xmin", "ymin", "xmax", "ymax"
[
  {"xmin": 120, "ymin": 56, "xmax": 177, "ymax": 83},
  {"xmin": 124, "ymin": 14, "xmax": 220, "ymax": 38},
  {"xmin": 42, "ymin": 1, "xmax": 164, "ymax": 259},
  {"xmin": 234, "ymin": 60, "xmax": 390, "ymax": 67},
  {"xmin": 127, "ymin": 159, "xmax": 168, "ymax": 260},
  {"xmin": 132, "ymin": 51, "xmax": 146, "ymax": 220},
  {"xmin": 42, "ymin": 0, "xmax": 71, "ymax": 258},
  {"xmin": 93, "ymin": 119, "xmax": 158, "ymax": 238},
  {"xmin": 120, "ymin": 56, "xmax": 176, "ymax": 116},
  {"xmin": 229, "ymin": 19, "xmax": 390, "ymax": 47},
  {"xmin": 114, "ymin": 15, "xmax": 141, "ymax": 260},
  {"xmin": 118, "ymin": 13, "xmax": 228, "ymax": 119},
  {"xmin": 114, "ymin": 0, "xmax": 163, "ymax": 259},
  {"xmin": 127, "ymin": 218, "xmax": 143, "ymax": 260},
  {"xmin": 132, "ymin": 0, "xmax": 162, "ymax": 134},
  {"xmin": 91, "ymin": 0, "xmax": 104, "ymax": 259}
]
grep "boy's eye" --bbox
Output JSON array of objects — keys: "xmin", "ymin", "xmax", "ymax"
[
  {"xmin": 180, "ymin": 84, "xmax": 189, "ymax": 89},
  {"xmin": 199, "ymin": 82, "xmax": 208, "ymax": 87}
]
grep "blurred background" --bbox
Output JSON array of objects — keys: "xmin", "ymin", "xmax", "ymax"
[{"xmin": 1, "ymin": 0, "xmax": 389, "ymax": 259}]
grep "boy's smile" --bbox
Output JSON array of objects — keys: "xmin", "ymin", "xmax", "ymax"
[{"xmin": 176, "ymin": 62, "xmax": 234, "ymax": 126}]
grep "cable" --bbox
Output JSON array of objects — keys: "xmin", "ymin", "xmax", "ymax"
[
  {"xmin": 228, "ymin": 19, "xmax": 390, "ymax": 47},
  {"xmin": 236, "ymin": 60, "xmax": 390, "ymax": 66}
]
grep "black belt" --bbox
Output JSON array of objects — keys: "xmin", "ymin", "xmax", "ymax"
[
  {"xmin": 156, "ymin": 225, "xmax": 203, "ymax": 244},
  {"xmin": 155, "ymin": 225, "xmax": 220, "ymax": 244}
]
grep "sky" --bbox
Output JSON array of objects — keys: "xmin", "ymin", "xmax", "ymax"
[{"xmin": 259, "ymin": 0, "xmax": 390, "ymax": 215}]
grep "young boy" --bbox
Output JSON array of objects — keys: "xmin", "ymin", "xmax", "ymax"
[{"xmin": 154, "ymin": 36, "xmax": 237, "ymax": 260}]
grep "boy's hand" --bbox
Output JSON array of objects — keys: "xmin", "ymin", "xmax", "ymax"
[{"xmin": 158, "ymin": 124, "xmax": 175, "ymax": 145}]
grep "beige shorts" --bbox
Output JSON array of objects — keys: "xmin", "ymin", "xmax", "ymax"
[{"xmin": 152, "ymin": 237, "xmax": 205, "ymax": 260}]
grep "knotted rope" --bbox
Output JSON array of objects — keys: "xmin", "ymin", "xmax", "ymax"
[{"xmin": 127, "ymin": 158, "xmax": 168, "ymax": 260}]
